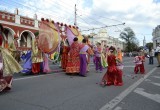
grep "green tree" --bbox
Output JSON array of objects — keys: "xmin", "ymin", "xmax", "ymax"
[
  {"xmin": 120, "ymin": 27, "xmax": 138, "ymax": 52},
  {"xmin": 145, "ymin": 42, "xmax": 153, "ymax": 51}
]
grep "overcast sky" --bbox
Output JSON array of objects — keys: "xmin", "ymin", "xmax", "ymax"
[{"xmin": 1, "ymin": 0, "xmax": 160, "ymax": 46}]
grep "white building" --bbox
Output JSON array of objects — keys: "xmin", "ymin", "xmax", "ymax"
[
  {"xmin": 89, "ymin": 28, "xmax": 124, "ymax": 50},
  {"xmin": 152, "ymin": 25, "xmax": 160, "ymax": 49}
]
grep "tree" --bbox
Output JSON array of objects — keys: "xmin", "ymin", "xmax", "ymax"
[
  {"xmin": 120, "ymin": 27, "xmax": 138, "ymax": 52},
  {"xmin": 145, "ymin": 42, "xmax": 153, "ymax": 51}
]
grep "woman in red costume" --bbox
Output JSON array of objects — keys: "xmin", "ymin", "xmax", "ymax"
[
  {"xmin": 101, "ymin": 46, "xmax": 123, "ymax": 86},
  {"xmin": 0, "ymin": 24, "xmax": 22, "ymax": 92},
  {"xmin": 61, "ymin": 39, "xmax": 70, "ymax": 70},
  {"xmin": 66, "ymin": 37, "xmax": 80, "ymax": 74}
]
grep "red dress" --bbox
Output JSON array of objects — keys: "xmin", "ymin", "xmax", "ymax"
[
  {"xmin": 134, "ymin": 56, "xmax": 145, "ymax": 74},
  {"xmin": 101, "ymin": 54, "xmax": 123, "ymax": 86},
  {"xmin": 61, "ymin": 46, "xmax": 70, "ymax": 70},
  {"xmin": 66, "ymin": 42, "xmax": 80, "ymax": 74}
]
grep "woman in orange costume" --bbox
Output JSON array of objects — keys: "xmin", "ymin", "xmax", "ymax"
[
  {"xmin": 115, "ymin": 48, "xmax": 123, "ymax": 86},
  {"xmin": 66, "ymin": 37, "xmax": 80, "ymax": 74},
  {"xmin": 61, "ymin": 39, "xmax": 70, "ymax": 70}
]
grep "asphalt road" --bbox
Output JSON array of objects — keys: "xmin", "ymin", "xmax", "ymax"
[{"xmin": 0, "ymin": 57, "xmax": 160, "ymax": 110}]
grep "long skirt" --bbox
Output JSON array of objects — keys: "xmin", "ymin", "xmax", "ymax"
[
  {"xmin": 101, "ymin": 66, "xmax": 123, "ymax": 86},
  {"xmin": 21, "ymin": 53, "xmax": 32, "ymax": 74},
  {"xmin": 0, "ymin": 48, "xmax": 22, "ymax": 92},
  {"xmin": 61, "ymin": 53, "xmax": 68, "ymax": 70},
  {"xmin": 66, "ymin": 55, "xmax": 80, "ymax": 74},
  {"xmin": 79, "ymin": 54, "xmax": 87, "ymax": 76},
  {"xmin": 0, "ymin": 75, "xmax": 13, "ymax": 92},
  {"xmin": 43, "ymin": 55, "xmax": 51, "ymax": 73},
  {"xmin": 32, "ymin": 63, "xmax": 41, "ymax": 74}
]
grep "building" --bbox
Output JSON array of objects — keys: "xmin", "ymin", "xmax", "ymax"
[
  {"xmin": 88, "ymin": 28, "xmax": 124, "ymax": 50},
  {"xmin": 152, "ymin": 25, "xmax": 160, "ymax": 49},
  {"xmin": 0, "ymin": 8, "xmax": 39, "ymax": 50}
]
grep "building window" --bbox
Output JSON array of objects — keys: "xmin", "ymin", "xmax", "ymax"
[
  {"xmin": 7, "ymin": 15, "xmax": 10, "ymax": 20},
  {"xmin": 12, "ymin": 16, "xmax": 15, "ymax": 20},
  {"xmin": 21, "ymin": 18, "xmax": 23, "ymax": 22},
  {"xmin": 2, "ymin": 14, "xmax": 5, "ymax": 19},
  {"xmin": 25, "ymin": 20, "xmax": 27, "ymax": 23},
  {"xmin": 28, "ymin": 20, "xmax": 30, "ymax": 24},
  {"xmin": 32, "ymin": 21, "xmax": 34, "ymax": 25}
]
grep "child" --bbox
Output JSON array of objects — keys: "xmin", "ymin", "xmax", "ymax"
[{"xmin": 134, "ymin": 51, "xmax": 145, "ymax": 74}]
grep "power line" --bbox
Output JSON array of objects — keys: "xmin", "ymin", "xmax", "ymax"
[{"xmin": 80, "ymin": 23, "xmax": 125, "ymax": 32}]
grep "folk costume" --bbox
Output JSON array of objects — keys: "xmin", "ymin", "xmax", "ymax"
[
  {"xmin": 134, "ymin": 55, "xmax": 145, "ymax": 74},
  {"xmin": 101, "ymin": 46, "xmax": 123, "ymax": 86},
  {"xmin": 0, "ymin": 24, "xmax": 22, "ymax": 92},
  {"xmin": 66, "ymin": 38, "xmax": 80, "ymax": 74},
  {"xmin": 31, "ymin": 38, "xmax": 43, "ymax": 74}
]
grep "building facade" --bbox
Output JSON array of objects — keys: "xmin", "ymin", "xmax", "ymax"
[
  {"xmin": 89, "ymin": 28, "xmax": 124, "ymax": 50},
  {"xmin": 152, "ymin": 25, "xmax": 160, "ymax": 49},
  {"xmin": 0, "ymin": 9, "xmax": 39, "ymax": 50}
]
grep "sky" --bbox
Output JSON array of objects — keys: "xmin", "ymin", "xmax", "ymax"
[{"xmin": 1, "ymin": 0, "xmax": 160, "ymax": 46}]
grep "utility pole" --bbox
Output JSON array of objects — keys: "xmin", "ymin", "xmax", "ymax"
[{"xmin": 74, "ymin": 4, "xmax": 77, "ymax": 26}]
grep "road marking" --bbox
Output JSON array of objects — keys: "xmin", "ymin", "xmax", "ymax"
[
  {"xmin": 152, "ymin": 76, "xmax": 160, "ymax": 79},
  {"xmin": 99, "ymin": 67, "xmax": 157, "ymax": 110},
  {"xmin": 145, "ymin": 79, "xmax": 151, "ymax": 82},
  {"xmin": 114, "ymin": 106, "xmax": 122, "ymax": 110},
  {"xmin": 150, "ymin": 82, "xmax": 160, "ymax": 87},
  {"xmin": 134, "ymin": 88, "xmax": 160, "ymax": 103},
  {"xmin": 13, "ymin": 72, "xmax": 65, "ymax": 81},
  {"xmin": 124, "ymin": 66, "xmax": 134, "ymax": 67}
]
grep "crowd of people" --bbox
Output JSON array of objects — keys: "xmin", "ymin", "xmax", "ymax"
[{"xmin": 2, "ymin": 22, "xmax": 159, "ymax": 92}]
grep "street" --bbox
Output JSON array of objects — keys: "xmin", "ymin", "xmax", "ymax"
[{"xmin": 0, "ymin": 57, "xmax": 160, "ymax": 110}]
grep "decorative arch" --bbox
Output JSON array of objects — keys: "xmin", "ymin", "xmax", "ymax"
[
  {"xmin": 3, "ymin": 26, "xmax": 16, "ymax": 37},
  {"xmin": 19, "ymin": 30, "xmax": 35, "ymax": 39},
  {"xmin": 3, "ymin": 26, "xmax": 16, "ymax": 47},
  {"xmin": 19, "ymin": 30, "xmax": 35, "ymax": 48}
]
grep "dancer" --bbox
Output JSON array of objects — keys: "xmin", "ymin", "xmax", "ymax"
[
  {"xmin": 61, "ymin": 39, "xmax": 70, "ymax": 70},
  {"xmin": 43, "ymin": 54, "xmax": 51, "ymax": 73},
  {"xmin": 115, "ymin": 48, "xmax": 123, "ymax": 86},
  {"xmin": 66, "ymin": 37, "xmax": 80, "ymax": 74},
  {"xmin": 31, "ymin": 35, "xmax": 43, "ymax": 74},
  {"xmin": 79, "ymin": 39, "xmax": 90, "ymax": 77},
  {"xmin": 0, "ymin": 24, "xmax": 22, "ymax": 92},
  {"xmin": 101, "ymin": 46, "xmax": 123, "ymax": 86},
  {"xmin": 134, "ymin": 50, "xmax": 145, "ymax": 74},
  {"xmin": 94, "ymin": 42, "xmax": 103, "ymax": 73},
  {"xmin": 21, "ymin": 50, "xmax": 32, "ymax": 74}
]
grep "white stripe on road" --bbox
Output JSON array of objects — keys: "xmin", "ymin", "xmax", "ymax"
[
  {"xmin": 150, "ymin": 82, "xmax": 160, "ymax": 87},
  {"xmin": 134, "ymin": 88, "xmax": 160, "ymax": 103},
  {"xmin": 99, "ymin": 67, "xmax": 157, "ymax": 110},
  {"xmin": 152, "ymin": 76, "xmax": 160, "ymax": 79},
  {"xmin": 114, "ymin": 106, "xmax": 122, "ymax": 110},
  {"xmin": 13, "ymin": 72, "xmax": 65, "ymax": 81}
]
